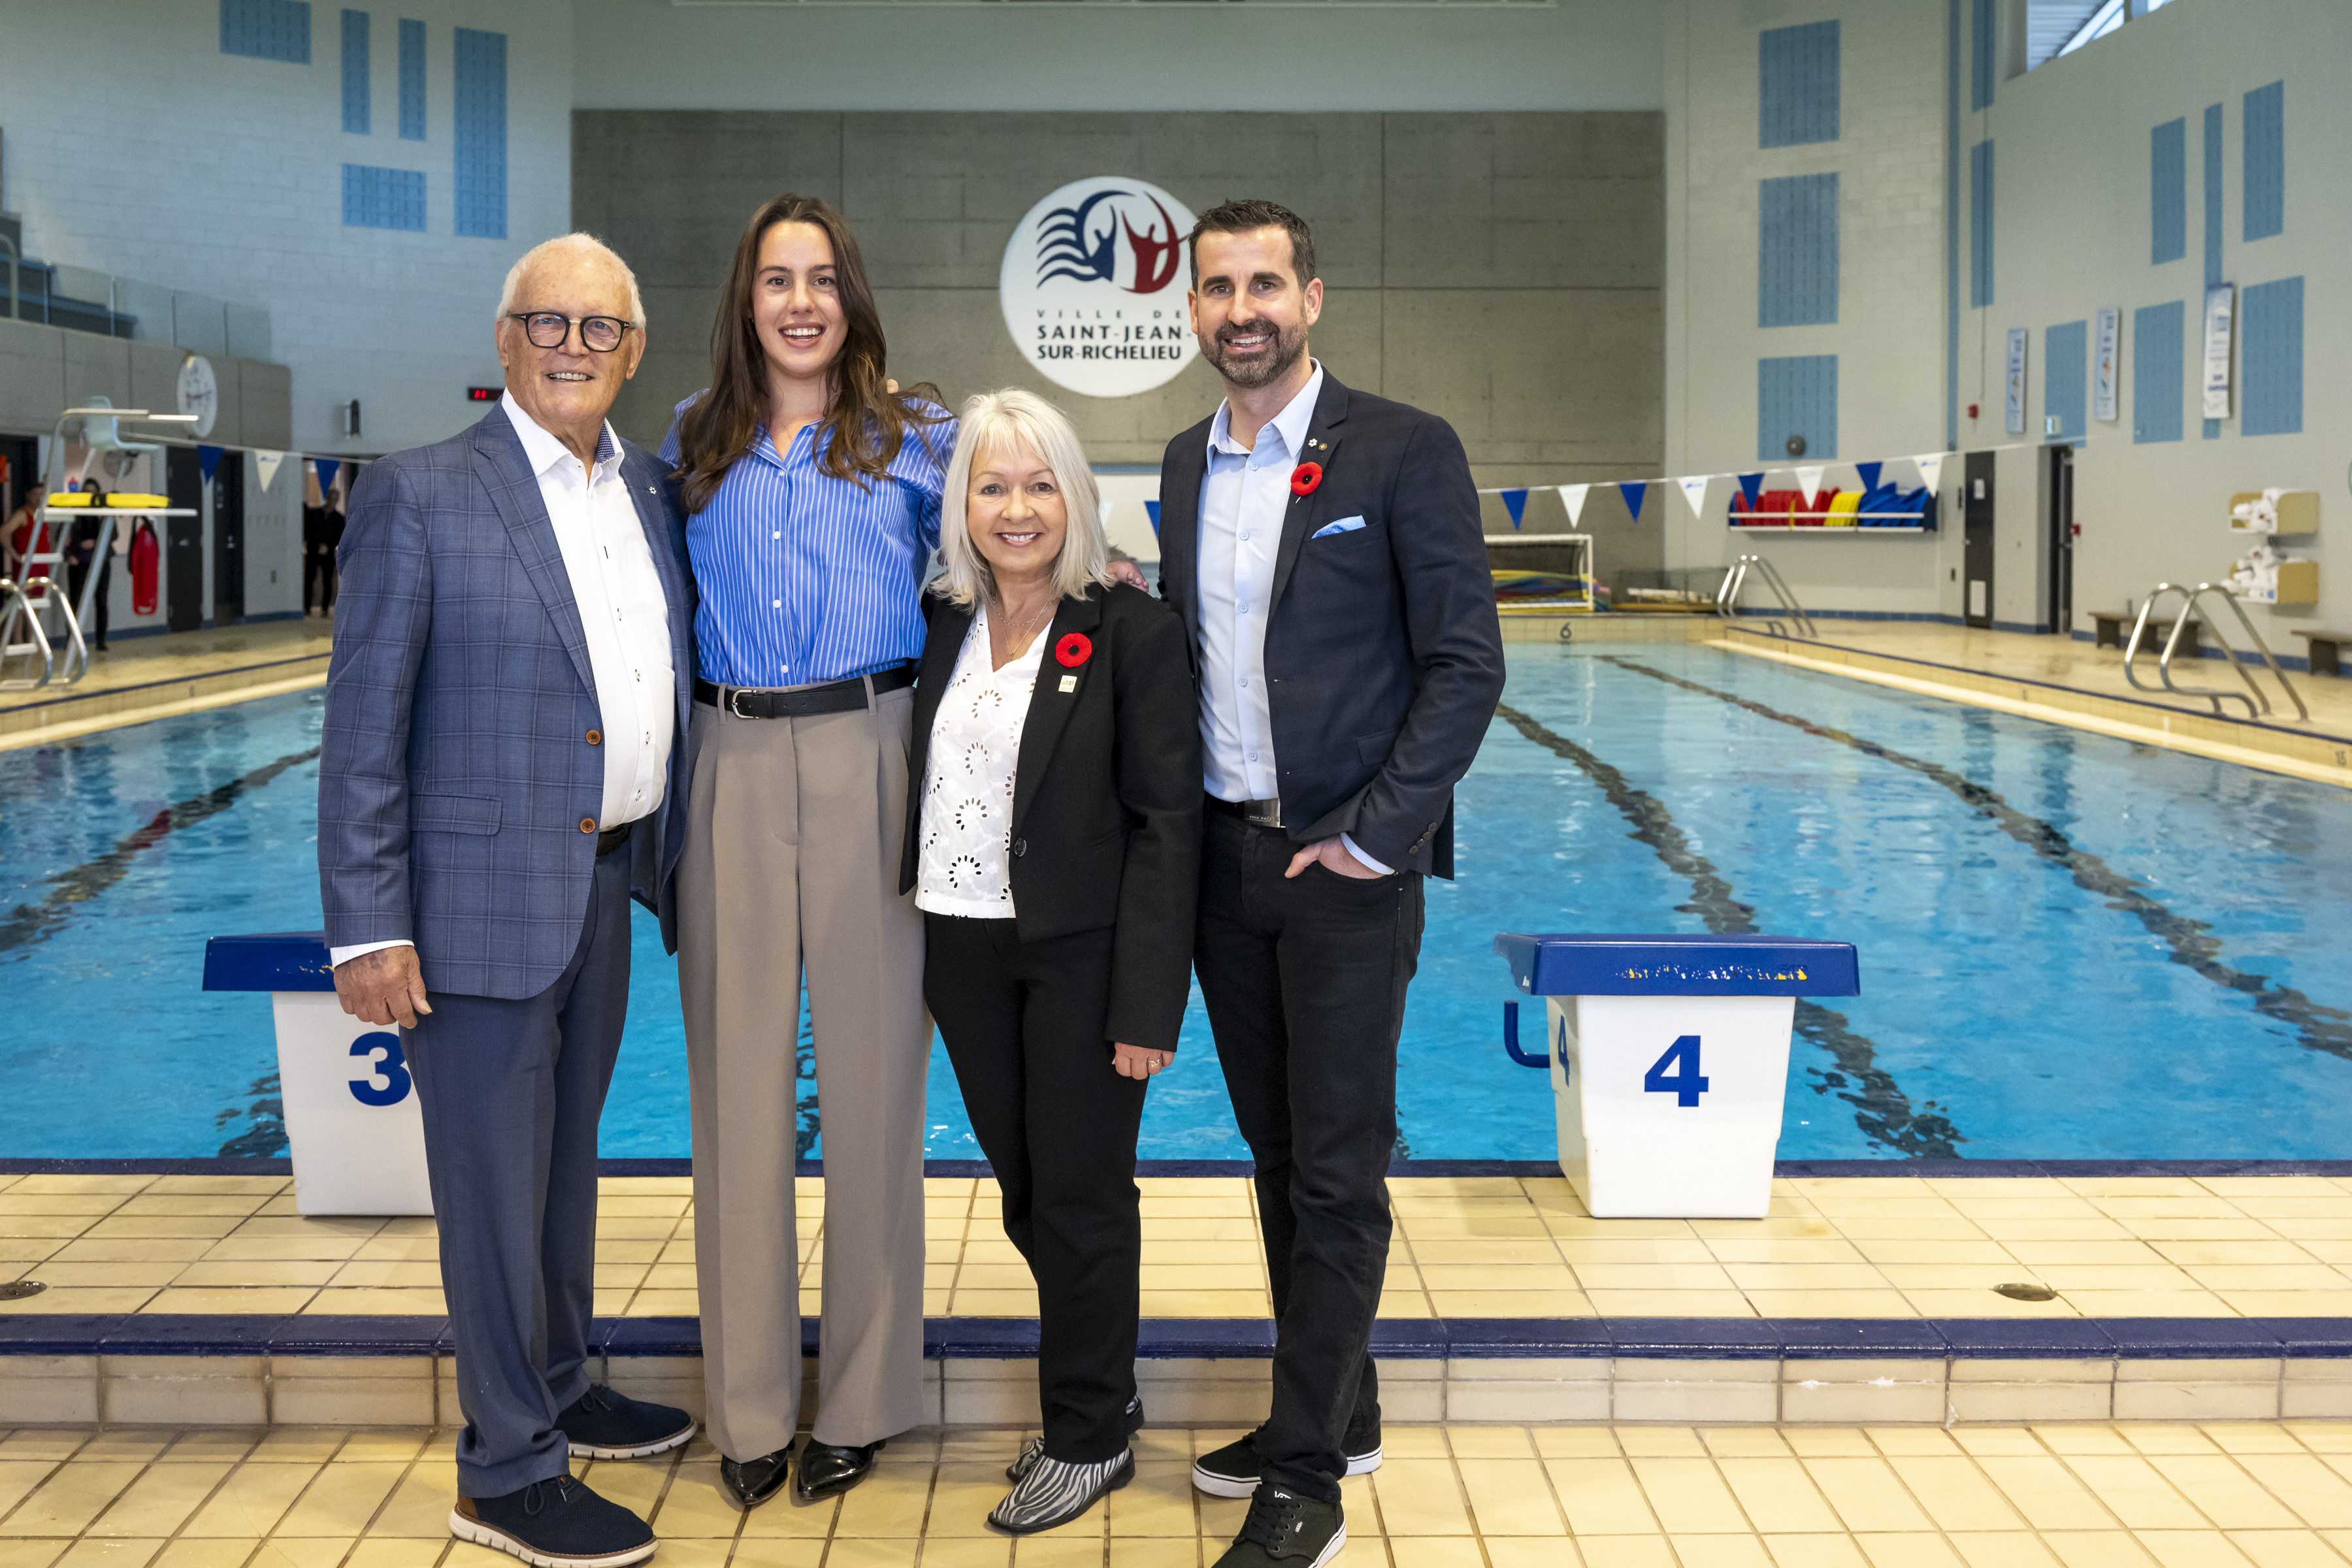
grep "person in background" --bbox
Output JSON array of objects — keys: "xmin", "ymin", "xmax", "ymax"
[
  {"xmin": 1154, "ymin": 199, "xmax": 1505, "ymax": 1568},
  {"xmin": 319, "ymin": 232, "xmax": 699, "ymax": 1568},
  {"xmin": 902, "ymin": 389, "xmax": 1199, "ymax": 1535},
  {"xmin": 2, "ymin": 491, "xmax": 40, "ymax": 587},
  {"xmin": 303, "ymin": 485, "xmax": 343, "ymax": 617},
  {"xmin": 66, "ymin": 478, "xmax": 110, "ymax": 652},
  {"xmin": 661, "ymin": 193, "xmax": 950, "ymax": 1511}
]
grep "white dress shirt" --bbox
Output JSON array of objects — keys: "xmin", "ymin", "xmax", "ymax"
[
  {"xmin": 330, "ymin": 394, "xmax": 676, "ymax": 967},
  {"xmin": 1197, "ymin": 364, "xmax": 1389, "ymax": 874},
  {"xmin": 915, "ymin": 602, "xmax": 1047, "ymax": 919}
]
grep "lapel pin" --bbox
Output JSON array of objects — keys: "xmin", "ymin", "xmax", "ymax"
[{"xmin": 1058, "ymin": 674, "xmax": 1077, "ymax": 693}]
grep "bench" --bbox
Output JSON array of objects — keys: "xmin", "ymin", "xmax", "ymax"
[
  {"xmin": 2091, "ymin": 612, "xmax": 2201, "ymax": 657},
  {"xmin": 2293, "ymin": 630, "xmax": 2351, "ymax": 677}
]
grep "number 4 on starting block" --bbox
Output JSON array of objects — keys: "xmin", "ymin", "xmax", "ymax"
[{"xmin": 1643, "ymin": 1035, "xmax": 1709, "ymax": 1107}]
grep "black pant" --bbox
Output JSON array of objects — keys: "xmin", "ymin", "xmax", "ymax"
[
  {"xmin": 304, "ymin": 547, "xmax": 336, "ymax": 612},
  {"xmin": 65, "ymin": 557, "xmax": 108, "ymax": 648},
  {"xmin": 925, "ymin": 914, "xmax": 1147, "ymax": 1463},
  {"xmin": 1195, "ymin": 812, "xmax": 1424, "ymax": 1505}
]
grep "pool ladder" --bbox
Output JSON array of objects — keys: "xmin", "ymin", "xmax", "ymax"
[
  {"xmin": 2122, "ymin": 583, "xmax": 2309, "ymax": 724},
  {"xmin": 1716, "ymin": 554, "xmax": 1818, "ymax": 640},
  {"xmin": 0, "ymin": 574, "xmax": 87, "ymax": 691}
]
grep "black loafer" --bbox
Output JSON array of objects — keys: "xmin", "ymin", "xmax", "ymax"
[
  {"xmin": 795, "ymin": 1437, "xmax": 886, "ymax": 1501},
  {"xmin": 719, "ymin": 1446, "xmax": 793, "ymax": 1511},
  {"xmin": 557, "ymin": 1386, "xmax": 696, "ymax": 1460},
  {"xmin": 450, "ymin": 1475, "xmax": 655, "ymax": 1567}
]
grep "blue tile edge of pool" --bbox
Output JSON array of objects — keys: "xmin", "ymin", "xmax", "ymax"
[
  {"xmin": 9, "ymin": 1313, "xmax": 2352, "ymax": 1364},
  {"xmin": 14, "ymin": 1158, "xmax": 2352, "ymax": 1179}
]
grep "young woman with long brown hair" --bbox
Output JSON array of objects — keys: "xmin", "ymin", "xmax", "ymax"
[{"xmin": 657, "ymin": 195, "xmax": 954, "ymax": 1512}]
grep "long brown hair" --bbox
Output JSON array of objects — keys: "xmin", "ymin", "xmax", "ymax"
[{"xmin": 672, "ymin": 195, "xmax": 945, "ymax": 514}]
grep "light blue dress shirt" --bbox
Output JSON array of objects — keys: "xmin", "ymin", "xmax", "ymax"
[
  {"xmin": 1197, "ymin": 365, "xmax": 1390, "ymax": 874},
  {"xmin": 660, "ymin": 396, "xmax": 954, "ymax": 689}
]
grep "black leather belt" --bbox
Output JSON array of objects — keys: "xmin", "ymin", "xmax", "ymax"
[
  {"xmin": 1206, "ymin": 794, "xmax": 1285, "ymax": 830},
  {"xmin": 596, "ymin": 821, "xmax": 632, "ymax": 857},
  {"xmin": 695, "ymin": 662, "xmax": 916, "ymax": 719}
]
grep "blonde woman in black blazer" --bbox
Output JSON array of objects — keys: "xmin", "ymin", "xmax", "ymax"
[{"xmin": 900, "ymin": 388, "xmax": 1200, "ymax": 1535}]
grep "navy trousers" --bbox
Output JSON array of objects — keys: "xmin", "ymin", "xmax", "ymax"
[{"xmin": 404, "ymin": 840, "xmax": 632, "ymax": 1497}]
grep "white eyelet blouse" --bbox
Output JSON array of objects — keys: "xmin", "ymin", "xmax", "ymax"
[{"xmin": 915, "ymin": 602, "xmax": 1049, "ymax": 918}]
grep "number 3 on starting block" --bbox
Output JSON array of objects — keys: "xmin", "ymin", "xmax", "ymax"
[{"xmin": 349, "ymin": 1032, "xmax": 414, "ymax": 1107}]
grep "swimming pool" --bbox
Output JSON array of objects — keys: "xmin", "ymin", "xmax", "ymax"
[{"xmin": 6, "ymin": 640, "xmax": 2351, "ymax": 1160}]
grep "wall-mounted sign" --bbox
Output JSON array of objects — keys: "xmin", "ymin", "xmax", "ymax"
[
  {"xmin": 1000, "ymin": 176, "xmax": 1198, "ymax": 399},
  {"xmin": 2004, "ymin": 328, "xmax": 2027, "ymax": 435},
  {"xmin": 2093, "ymin": 307, "xmax": 2119, "ymax": 423},
  {"xmin": 176, "ymin": 355, "xmax": 219, "ymax": 438},
  {"xmin": 2201, "ymin": 282, "xmax": 2234, "ymax": 420}
]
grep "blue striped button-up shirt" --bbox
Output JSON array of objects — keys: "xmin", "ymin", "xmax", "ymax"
[{"xmin": 661, "ymin": 396, "xmax": 956, "ymax": 688}]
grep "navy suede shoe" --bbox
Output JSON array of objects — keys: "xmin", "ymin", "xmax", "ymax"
[
  {"xmin": 557, "ymin": 1386, "xmax": 696, "ymax": 1460},
  {"xmin": 451, "ymin": 1475, "xmax": 655, "ymax": 1568}
]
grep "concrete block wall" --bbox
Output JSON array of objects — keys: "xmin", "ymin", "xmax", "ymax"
[
  {"xmin": 576, "ymin": 110, "xmax": 1665, "ymax": 572},
  {"xmin": 0, "ymin": 0, "xmax": 573, "ymax": 461}
]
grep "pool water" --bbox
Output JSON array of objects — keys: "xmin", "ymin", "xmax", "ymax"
[{"xmin": 5, "ymin": 642, "xmax": 2351, "ymax": 1160}]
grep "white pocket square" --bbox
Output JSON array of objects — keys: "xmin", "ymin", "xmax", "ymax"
[{"xmin": 1311, "ymin": 515, "xmax": 1367, "ymax": 539}]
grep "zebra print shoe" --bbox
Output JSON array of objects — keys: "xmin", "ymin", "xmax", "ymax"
[
  {"xmin": 987, "ymin": 1450, "xmax": 1135, "ymax": 1535},
  {"xmin": 1007, "ymin": 1397, "xmax": 1145, "ymax": 1483}
]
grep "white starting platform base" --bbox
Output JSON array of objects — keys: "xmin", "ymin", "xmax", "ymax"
[
  {"xmin": 1497, "ymin": 934, "xmax": 1861, "ymax": 1220},
  {"xmin": 205, "ymin": 933, "xmax": 433, "ymax": 1216}
]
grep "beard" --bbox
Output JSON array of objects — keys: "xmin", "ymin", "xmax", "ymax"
[{"xmin": 1201, "ymin": 316, "xmax": 1309, "ymax": 389}]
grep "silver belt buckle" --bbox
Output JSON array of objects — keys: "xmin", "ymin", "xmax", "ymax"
[
  {"xmin": 1243, "ymin": 797, "xmax": 1283, "ymax": 829},
  {"xmin": 728, "ymin": 687, "xmax": 755, "ymax": 719}
]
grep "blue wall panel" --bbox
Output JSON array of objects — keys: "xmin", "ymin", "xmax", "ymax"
[
  {"xmin": 1970, "ymin": 0, "xmax": 1995, "ymax": 112},
  {"xmin": 2044, "ymin": 320, "xmax": 2087, "ymax": 444},
  {"xmin": 453, "ymin": 28, "xmax": 506, "ymax": 240},
  {"xmin": 342, "ymin": 165, "xmax": 425, "ymax": 232},
  {"xmin": 2202, "ymin": 103, "xmax": 2221, "ymax": 438},
  {"xmin": 1969, "ymin": 140, "xmax": 1993, "ymax": 307},
  {"xmin": 1757, "ymin": 355, "xmax": 1838, "ymax": 463},
  {"xmin": 2241, "ymin": 276, "xmax": 2303, "ymax": 436},
  {"xmin": 2244, "ymin": 80, "xmax": 2284, "ymax": 241},
  {"xmin": 340, "ymin": 10, "xmax": 369, "ymax": 135},
  {"xmin": 1758, "ymin": 172, "xmax": 1838, "ymax": 328},
  {"xmin": 1759, "ymin": 20, "xmax": 1839, "ymax": 148},
  {"xmin": 2149, "ymin": 118, "xmax": 2185, "ymax": 264},
  {"xmin": 2132, "ymin": 301, "xmax": 2183, "ymax": 444},
  {"xmin": 399, "ymin": 19, "xmax": 425, "ymax": 141},
  {"xmin": 221, "ymin": 0, "xmax": 310, "ymax": 63}
]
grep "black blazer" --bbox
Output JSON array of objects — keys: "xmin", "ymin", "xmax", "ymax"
[
  {"xmin": 1156, "ymin": 369, "xmax": 1505, "ymax": 877},
  {"xmin": 899, "ymin": 581, "xmax": 1202, "ymax": 1053}
]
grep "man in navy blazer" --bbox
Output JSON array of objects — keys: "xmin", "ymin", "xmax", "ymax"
[
  {"xmin": 1156, "ymin": 201, "xmax": 1505, "ymax": 1568},
  {"xmin": 319, "ymin": 235, "xmax": 697, "ymax": 1568}
]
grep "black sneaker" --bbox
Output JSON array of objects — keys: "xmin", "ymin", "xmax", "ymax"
[
  {"xmin": 556, "ymin": 1386, "xmax": 696, "ymax": 1460},
  {"xmin": 1191, "ymin": 1430, "xmax": 1382, "ymax": 1498},
  {"xmin": 450, "ymin": 1475, "xmax": 655, "ymax": 1568},
  {"xmin": 1213, "ymin": 1486, "xmax": 1345, "ymax": 1567}
]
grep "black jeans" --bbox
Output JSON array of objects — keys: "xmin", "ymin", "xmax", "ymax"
[
  {"xmin": 65, "ymin": 557, "xmax": 108, "ymax": 648},
  {"xmin": 1194, "ymin": 811, "xmax": 1424, "ymax": 1505},
  {"xmin": 926, "ymin": 914, "xmax": 1147, "ymax": 1463},
  {"xmin": 304, "ymin": 547, "xmax": 336, "ymax": 612}
]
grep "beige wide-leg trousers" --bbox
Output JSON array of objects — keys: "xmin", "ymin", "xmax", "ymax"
[{"xmin": 678, "ymin": 681, "xmax": 930, "ymax": 1461}]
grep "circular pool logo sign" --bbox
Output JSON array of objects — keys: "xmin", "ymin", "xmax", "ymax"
[{"xmin": 1000, "ymin": 177, "xmax": 1198, "ymax": 398}]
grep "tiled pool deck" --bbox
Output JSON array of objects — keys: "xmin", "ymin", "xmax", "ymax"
[{"xmin": 14, "ymin": 1169, "xmax": 2352, "ymax": 1431}]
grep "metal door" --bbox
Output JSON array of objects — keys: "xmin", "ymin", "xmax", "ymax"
[
  {"xmin": 212, "ymin": 449, "xmax": 244, "ymax": 624},
  {"xmin": 1963, "ymin": 451, "xmax": 1995, "ymax": 629},
  {"xmin": 2047, "ymin": 445, "xmax": 2074, "ymax": 634},
  {"xmin": 165, "ymin": 447, "xmax": 204, "ymax": 632}
]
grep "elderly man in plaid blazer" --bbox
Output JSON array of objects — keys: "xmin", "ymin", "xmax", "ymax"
[{"xmin": 318, "ymin": 234, "xmax": 698, "ymax": 1568}]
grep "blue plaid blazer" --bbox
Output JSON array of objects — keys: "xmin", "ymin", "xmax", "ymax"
[{"xmin": 318, "ymin": 406, "xmax": 697, "ymax": 1000}]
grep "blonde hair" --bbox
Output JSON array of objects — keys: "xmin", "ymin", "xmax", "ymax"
[
  {"xmin": 495, "ymin": 233, "xmax": 645, "ymax": 326},
  {"xmin": 935, "ymin": 389, "xmax": 1111, "ymax": 609}
]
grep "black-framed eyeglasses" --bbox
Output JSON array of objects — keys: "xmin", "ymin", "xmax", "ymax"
[{"xmin": 508, "ymin": 312, "xmax": 635, "ymax": 352}]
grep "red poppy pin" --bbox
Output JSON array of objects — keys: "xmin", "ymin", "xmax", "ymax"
[
  {"xmin": 1290, "ymin": 461, "xmax": 1324, "ymax": 497},
  {"xmin": 1055, "ymin": 632, "xmax": 1093, "ymax": 668}
]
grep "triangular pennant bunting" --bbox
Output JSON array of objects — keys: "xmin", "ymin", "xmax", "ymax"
[
  {"xmin": 1855, "ymin": 461, "xmax": 1883, "ymax": 491},
  {"xmin": 1676, "ymin": 475, "xmax": 1711, "ymax": 519},
  {"xmin": 197, "ymin": 445, "xmax": 224, "ymax": 485},
  {"xmin": 1795, "ymin": 465, "xmax": 1825, "ymax": 506},
  {"xmin": 1143, "ymin": 499, "xmax": 1160, "ymax": 538},
  {"xmin": 1500, "ymin": 489, "xmax": 1529, "ymax": 528},
  {"xmin": 1558, "ymin": 484, "xmax": 1590, "ymax": 527},
  {"xmin": 1618, "ymin": 482, "xmax": 1647, "ymax": 523},
  {"xmin": 315, "ymin": 459, "xmax": 341, "ymax": 498},
  {"xmin": 254, "ymin": 450, "xmax": 285, "ymax": 491},
  {"xmin": 1912, "ymin": 453, "xmax": 1946, "ymax": 493},
  {"xmin": 1738, "ymin": 472, "xmax": 1765, "ymax": 508}
]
